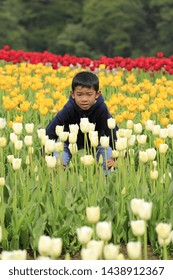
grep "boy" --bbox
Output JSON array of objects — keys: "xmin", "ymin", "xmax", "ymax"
[{"xmin": 46, "ymin": 71, "xmax": 118, "ymax": 170}]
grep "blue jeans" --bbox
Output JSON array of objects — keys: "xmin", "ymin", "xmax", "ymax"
[{"xmin": 53, "ymin": 143, "xmax": 112, "ymax": 172}]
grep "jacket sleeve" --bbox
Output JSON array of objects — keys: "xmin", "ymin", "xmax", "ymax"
[{"xmin": 46, "ymin": 105, "xmax": 71, "ymax": 141}]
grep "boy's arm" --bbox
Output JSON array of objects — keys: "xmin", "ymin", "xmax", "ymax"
[{"xmin": 46, "ymin": 105, "xmax": 71, "ymax": 140}]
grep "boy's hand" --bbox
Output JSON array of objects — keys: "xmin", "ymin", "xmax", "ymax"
[{"xmin": 107, "ymin": 157, "xmax": 116, "ymax": 169}]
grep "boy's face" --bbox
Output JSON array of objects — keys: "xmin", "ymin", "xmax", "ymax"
[{"xmin": 70, "ymin": 86, "xmax": 100, "ymax": 111}]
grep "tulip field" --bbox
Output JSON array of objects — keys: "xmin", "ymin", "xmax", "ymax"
[{"xmin": 0, "ymin": 47, "xmax": 173, "ymax": 260}]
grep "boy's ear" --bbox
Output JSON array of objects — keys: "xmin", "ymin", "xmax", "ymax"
[
  {"xmin": 96, "ymin": 90, "xmax": 101, "ymax": 98},
  {"xmin": 70, "ymin": 91, "xmax": 75, "ymax": 99}
]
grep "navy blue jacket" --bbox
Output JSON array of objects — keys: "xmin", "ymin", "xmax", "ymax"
[{"xmin": 46, "ymin": 94, "xmax": 118, "ymax": 149}]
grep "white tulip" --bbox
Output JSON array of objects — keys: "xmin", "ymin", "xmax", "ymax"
[
  {"xmin": 25, "ymin": 123, "xmax": 34, "ymax": 134},
  {"xmin": 7, "ymin": 154, "xmax": 14, "ymax": 163},
  {"xmin": 139, "ymin": 151, "xmax": 148, "ymax": 163},
  {"xmin": 87, "ymin": 240, "xmax": 104, "ymax": 259},
  {"xmin": 38, "ymin": 235, "xmax": 52, "ymax": 256},
  {"xmin": 55, "ymin": 142, "xmax": 64, "ymax": 152},
  {"xmin": 69, "ymin": 124, "xmax": 79, "ymax": 134},
  {"xmin": 103, "ymin": 243, "xmax": 120, "ymax": 260},
  {"xmin": 100, "ymin": 136, "xmax": 109, "ymax": 148},
  {"xmin": 127, "ymin": 241, "xmax": 141, "ymax": 260},
  {"xmin": 49, "ymin": 238, "xmax": 63, "ymax": 258},
  {"xmin": 156, "ymin": 223, "xmax": 172, "ymax": 240},
  {"xmin": 152, "ymin": 125, "xmax": 160, "ymax": 136},
  {"xmin": 69, "ymin": 143, "xmax": 78, "ymax": 155},
  {"xmin": 76, "ymin": 226, "xmax": 93, "ymax": 245},
  {"xmin": 127, "ymin": 135, "xmax": 136, "ymax": 147},
  {"xmin": 126, "ymin": 120, "xmax": 134, "ymax": 129},
  {"xmin": 80, "ymin": 118, "xmax": 90, "ymax": 133},
  {"xmin": 112, "ymin": 149, "xmax": 119, "ymax": 158},
  {"xmin": 167, "ymin": 126, "xmax": 173, "ymax": 138},
  {"xmin": 107, "ymin": 118, "xmax": 116, "ymax": 129},
  {"xmin": 133, "ymin": 123, "xmax": 143, "ymax": 134},
  {"xmin": 150, "ymin": 170, "xmax": 158, "ymax": 180},
  {"xmin": 0, "ymin": 177, "xmax": 5, "ymax": 186},
  {"xmin": 0, "ymin": 137, "xmax": 7, "ymax": 147},
  {"xmin": 137, "ymin": 134, "xmax": 147, "ymax": 145},
  {"xmin": 90, "ymin": 136, "xmax": 98, "ymax": 147},
  {"xmin": 69, "ymin": 132, "xmax": 77, "ymax": 144},
  {"xmin": 146, "ymin": 148, "xmax": 156, "ymax": 161},
  {"xmin": 24, "ymin": 135, "xmax": 33, "ymax": 147},
  {"xmin": 40, "ymin": 135, "xmax": 49, "ymax": 146},
  {"xmin": 37, "ymin": 128, "xmax": 46, "ymax": 139},
  {"xmin": 45, "ymin": 139, "xmax": 55, "ymax": 153},
  {"xmin": 59, "ymin": 131, "xmax": 69, "ymax": 142},
  {"xmin": 159, "ymin": 128, "xmax": 168, "ymax": 139},
  {"xmin": 86, "ymin": 206, "xmax": 100, "ymax": 224},
  {"xmin": 55, "ymin": 125, "xmax": 64, "ymax": 136},
  {"xmin": 130, "ymin": 198, "xmax": 144, "ymax": 216},
  {"xmin": 145, "ymin": 119, "xmax": 154, "ymax": 131},
  {"xmin": 131, "ymin": 220, "xmax": 145, "ymax": 237},
  {"xmin": 1, "ymin": 250, "xmax": 27, "ymax": 260},
  {"xmin": 45, "ymin": 156, "xmax": 57, "ymax": 168},
  {"xmin": 158, "ymin": 235, "xmax": 171, "ymax": 246},
  {"xmin": 12, "ymin": 123, "xmax": 23, "ymax": 135},
  {"xmin": 138, "ymin": 201, "xmax": 153, "ymax": 220},
  {"xmin": 0, "ymin": 118, "xmax": 6, "ymax": 129},
  {"xmin": 12, "ymin": 158, "xmax": 22, "ymax": 170},
  {"xmin": 82, "ymin": 155, "xmax": 95, "ymax": 166},
  {"xmin": 14, "ymin": 140, "xmax": 23, "ymax": 151},
  {"xmin": 159, "ymin": 144, "xmax": 168, "ymax": 154},
  {"xmin": 116, "ymin": 138, "xmax": 127, "ymax": 151},
  {"xmin": 88, "ymin": 122, "xmax": 95, "ymax": 132},
  {"xmin": 81, "ymin": 248, "xmax": 99, "ymax": 260},
  {"xmin": 96, "ymin": 221, "xmax": 112, "ymax": 241},
  {"xmin": 10, "ymin": 132, "xmax": 18, "ymax": 144}
]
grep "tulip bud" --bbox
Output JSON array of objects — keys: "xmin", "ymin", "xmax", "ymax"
[
  {"xmin": 96, "ymin": 221, "xmax": 112, "ymax": 241},
  {"xmin": 59, "ymin": 131, "xmax": 69, "ymax": 142},
  {"xmin": 137, "ymin": 135, "xmax": 147, "ymax": 145},
  {"xmin": 159, "ymin": 144, "xmax": 168, "ymax": 154},
  {"xmin": 38, "ymin": 235, "xmax": 52, "ymax": 256},
  {"xmin": 69, "ymin": 132, "xmax": 77, "ymax": 144},
  {"xmin": 0, "ymin": 177, "xmax": 5, "ymax": 186},
  {"xmin": 126, "ymin": 120, "xmax": 134, "ymax": 129},
  {"xmin": 76, "ymin": 226, "xmax": 93, "ymax": 245},
  {"xmin": 45, "ymin": 155, "xmax": 57, "ymax": 168},
  {"xmin": 103, "ymin": 243, "xmax": 120, "ymax": 260},
  {"xmin": 24, "ymin": 135, "xmax": 33, "ymax": 147},
  {"xmin": 87, "ymin": 240, "xmax": 104, "ymax": 259},
  {"xmin": 156, "ymin": 223, "xmax": 172, "ymax": 240},
  {"xmin": 69, "ymin": 124, "xmax": 79, "ymax": 134},
  {"xmin": 131, "ymin": 220, "xmax": 145, "ymax": 237},
  {"xmin": 12, "ymin": 123, "xmax": 23, "ymax": 135},
  {"xmin": 86, "ymin": 206, "xmax": 100, "ymax": 224},
  {"xmin": 150, "ymin": 170, "xmax": 158, "ymax": 180},
  {"xmin": 0, "ymin": 137, "xmax": 7, "ymax": 148},
  {"xmin": 107, "ymin": 118, "xmax": 116, "ymax": 129},
  {"xmin": 127, "ymin": 241, "xmax": 141, "ymax": 260},
  {"xmin": 14, "ymin": 140, "xmax": 23, "ymax": 151},
  {"xmin": 49, "ymin": 238, "xmax": 63, "ymax": 258},
  {"xmin": 81, "ymin": 248, "xmax": 99, "ymax": 260},
  {"xmin": 100, "ymin": 136, "xmax": 109, "ymax": 149},
  {"xmin": 55, "ymin": 125, "xmax": 64, "ymax": 136},
  {"xmin": 0, "ymin": 118, "xmax": 6, "ymax": 129},
  {"xmin": 133, "ymin": 123, "xmax": 142, "ymax": 134},
  {"xmin": 69, "ymin": 143, "xmax": 78, "ymax": 155},
  {"xmin": 25, "ymin": 123, "xmax": 34, "ymax": 134},
  {"xmin": 12, "ymin": 158, "xmax": 22, "ymax": 170}
]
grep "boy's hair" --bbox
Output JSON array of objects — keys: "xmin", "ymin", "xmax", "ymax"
[{"xmin": 72, "ymin": 71, "xmax": 99, "ymax": 91}]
